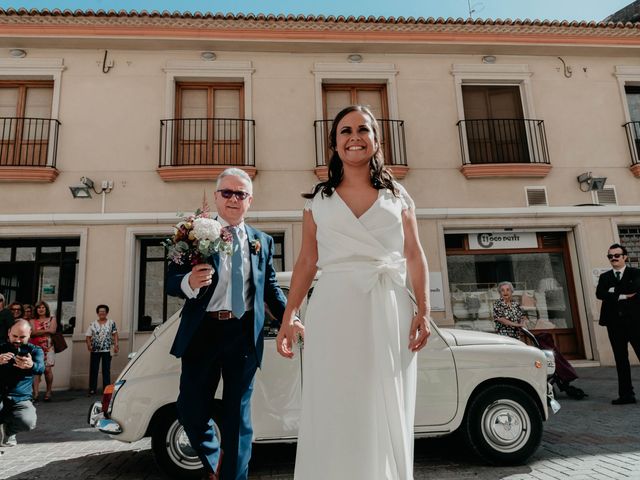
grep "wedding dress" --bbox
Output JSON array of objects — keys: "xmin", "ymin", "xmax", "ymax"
[{"xmin": 294, "ymin": 184, "xmax": 417, "ymax": 480}]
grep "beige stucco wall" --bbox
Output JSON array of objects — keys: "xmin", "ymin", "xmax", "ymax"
[{"xmin": 3, "ymin": 43, "xmax": 640, "ymax": 388}]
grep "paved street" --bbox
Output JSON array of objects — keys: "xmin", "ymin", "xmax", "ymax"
[{"xmin": 1, "ymin": 366, "xmax": 639, "ymax": 479}]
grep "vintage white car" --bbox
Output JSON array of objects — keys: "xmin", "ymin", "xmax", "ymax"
[{"xmin": 89, "ymin": 273, "xmax": 557, "ymax": 478}]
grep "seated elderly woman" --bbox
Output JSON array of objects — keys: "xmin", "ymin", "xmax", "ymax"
[{"xmin": 493, "ymin": 281, "xmax": 528, "ymax": 339}]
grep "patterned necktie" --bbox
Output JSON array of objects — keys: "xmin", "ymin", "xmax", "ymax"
[
  {"xmin": 231, "ymin": 226, "xmax": 246, "ymax": 319},
  {"xmin": 615, "ymin": 270, "xmax": 621, "ymax": 282}
]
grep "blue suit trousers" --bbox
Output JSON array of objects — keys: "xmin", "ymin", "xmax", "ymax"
[{"xmin": 177, "ymin": 311, "xmax": 258, "ymax": 480}]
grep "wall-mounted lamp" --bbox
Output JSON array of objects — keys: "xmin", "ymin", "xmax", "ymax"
[
  {"xmin": 201, "ymin": 51, "xmax": 216, "ymax": 61},
  {"xmin": 69, "ymin": 176, "xmax": 113, "ymax": 199},
  {"xmin": 9, "ymin": 49, "xmax": 26, "ymax": 58},
  {"xmin": 347, "ymin": 54, "xmax": 363, "ymax": 63},
  {"xmin": 482, "ymin": 55, "xmax": 496, "ymax": 64},
  {"xmin": 577, "ymin": 172, "xmax": 606, "ymax": 192}
]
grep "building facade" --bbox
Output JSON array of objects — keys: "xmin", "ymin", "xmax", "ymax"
[{"xmin": 1, "ymin": 9, "xmax": 640, "ymax": 388}]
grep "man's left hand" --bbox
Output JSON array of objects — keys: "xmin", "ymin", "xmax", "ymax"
[{"xmin": 14, "ymin": 353, "xmax": 33, "ymax": 370}]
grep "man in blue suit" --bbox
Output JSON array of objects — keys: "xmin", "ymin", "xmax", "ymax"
[{"xmin": 167, "ymin": 168, "xmax": 287, "ymax": 480}]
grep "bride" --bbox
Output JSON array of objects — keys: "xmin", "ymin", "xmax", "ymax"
[{"xmin": 276, "ymin": 105, "xmax": 431, "ymax": 479}]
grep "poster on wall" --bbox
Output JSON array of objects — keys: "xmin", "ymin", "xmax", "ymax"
[
  {"xmin": 592, "ymin": 267, "xmax": 611, "ymax": 287},
  {"xmin": 468, "ymin": 231, "xmax": 538, "ymax": 250},
  {"xmin": 429, "ymin": 272, "xmax": 445, "ymax": 312}
]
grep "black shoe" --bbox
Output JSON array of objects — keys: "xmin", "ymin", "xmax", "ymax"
[{"xmin": 612, "ymin": 396, "xmax": 636, "ymax": 405}]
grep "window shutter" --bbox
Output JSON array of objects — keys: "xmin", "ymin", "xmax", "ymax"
[{"xmin": 525, "ymin": 186, "xmax": 548, "ymax": 207}]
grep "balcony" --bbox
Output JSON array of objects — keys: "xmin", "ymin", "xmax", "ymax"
[
  {"xmin": 158, "ymin": 118, "xmax": 256, "ymax": 181},
  {"xmin": 456, "ymin": 119, "xmax": 551, "ymax": 178},
  {"xmin": 0, "ymin": 117, "xmax": 61, "ymax": 182},
  {"xmin": 313, "ymin": 119, "xmax": 409, "ymax": 180},
  {"xmin": 623, "ymin": 122, "xmax": 640, "ymax": 178}
]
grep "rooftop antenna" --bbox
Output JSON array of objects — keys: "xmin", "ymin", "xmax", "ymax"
[{"xmin": 467, "ymin": 0, "xmax": 484, "ymax": 19}]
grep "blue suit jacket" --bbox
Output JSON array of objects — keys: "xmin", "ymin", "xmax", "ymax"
[{"xmin": 167, "ymin": 225, "xmax": 287, "ymax": 365}]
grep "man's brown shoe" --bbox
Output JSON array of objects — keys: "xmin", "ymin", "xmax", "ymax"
[{"xmin": 203, "ymin": 450, "xmax": 223, "ymax": 480}]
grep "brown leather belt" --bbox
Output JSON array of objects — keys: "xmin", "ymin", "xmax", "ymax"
[{"xmin": 205, "ymin": 310, "xmax": 236, "ymax": 320}]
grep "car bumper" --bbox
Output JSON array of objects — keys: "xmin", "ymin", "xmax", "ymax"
[
  {"xmin": 547, "ymin": 382, "xmax": 561, "ymax": 414},
  {"xmin": 87, "ymin": 400, "xmax": 123, "ymax": 434}
]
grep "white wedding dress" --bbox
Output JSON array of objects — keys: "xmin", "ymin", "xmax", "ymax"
[{"xmin": 294, "ymin": 185, "xmax": 417, "ymax": 480}]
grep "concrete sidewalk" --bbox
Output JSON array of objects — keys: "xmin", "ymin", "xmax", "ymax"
[{"xmin": 0, "ymin": 366, "xmax": 639, "ymax": 479}]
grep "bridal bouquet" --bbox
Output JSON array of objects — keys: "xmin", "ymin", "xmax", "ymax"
[{"xmin": 163, "ymin": 201, "xmax": 232, "ymax": 265}]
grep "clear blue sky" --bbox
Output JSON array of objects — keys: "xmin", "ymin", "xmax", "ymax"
[{"xmin": 0, "ymin": 0, "xmax": 632, "ymax": 22}]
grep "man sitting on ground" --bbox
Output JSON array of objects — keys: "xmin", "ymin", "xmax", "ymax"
[{"xmin": 0, "ymin": 320, "xmax": 44, "ymax": 447}]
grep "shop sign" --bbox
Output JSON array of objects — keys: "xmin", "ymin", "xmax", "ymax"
[
  {"xmin": 592, "ymin": 267, "xmax": 611, "ymax": 287},
  {"xmin": 468, "ymin": 232, "xmax": 538, "ymax": 250},
  {"xmin": 429, "ymin": 272, "xmax": 445, "ymax": 312}
]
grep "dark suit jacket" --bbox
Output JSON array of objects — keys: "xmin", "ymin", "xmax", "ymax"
[
  {"xmin": 0, "ymin": 309, "xmax": 14, "ymax": 342},
  {"xmin": 166, "ymin": 225, "xmax": 287, "ymax": 365},
  {"xmin": 596, "ymin": 266, "xmax": 640, "ymax": 326}
]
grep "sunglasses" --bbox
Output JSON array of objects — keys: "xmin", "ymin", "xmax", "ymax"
[
  {"xmin": 607, "ymin": 253, "xmax": 624, "ymax": 259},
  {"xmin": 217, "ymin": 189, "xmax": 251, "ymax": 201},
  {"xmin": 10, "ymin": 308, "xmax": 22, "ymax": 311}
]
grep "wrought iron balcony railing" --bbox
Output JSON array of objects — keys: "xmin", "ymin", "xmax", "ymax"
[
  {"xmin": 623, "ymin": 121, "xmax": 640, "ymax": 165},
  {"xmin": 313, "ymin": 119, "xmax": 408, "ymax": 168},
  {"xmin": 159, "ymin": 118, "xmax": 255, "ymax": 168},
  {"xmin": 0, "ymin": 117, "xmax": 61, "ymax": 167},
  {"xmin": 456, "ymin": 118, "xmax": 550, "ymax": 165}
]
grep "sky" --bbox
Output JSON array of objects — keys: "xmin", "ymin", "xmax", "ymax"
[{"xmin": 0, "ymin": 0, "xmax": 633, "ymax": 23}]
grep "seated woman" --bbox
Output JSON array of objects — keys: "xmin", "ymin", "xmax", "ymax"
[{"xmin": 493, "ymin": 281, "xmax": 528, "ymax": 339}]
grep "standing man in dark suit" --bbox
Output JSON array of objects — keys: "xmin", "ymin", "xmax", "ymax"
[
  {"xmin": 596, "ymin": 243, "xmax": 640, "ymax": 405},
  {"xmin": 0, "ymin": 294, "xmax": 14, "ymax": 342},
  {"xmin": 167, "ymin": 168, "xmax": 287, "ymax": 480}
]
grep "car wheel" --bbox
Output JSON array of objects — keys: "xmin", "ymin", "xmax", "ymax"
[
  {"xmin": 151, "ymin": 405, "xmax": 222, "ymax": 479},
  {"xmin": 462, "ymin": 384, "xmax": 543, "ymax": 465}
]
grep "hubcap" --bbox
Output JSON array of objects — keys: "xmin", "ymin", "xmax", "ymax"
[
  {"xmin": 165, "ymin": 421, "xmax": 202, "ymax": 470},
  {"xmin": 480, "ymin": 399, "xmax": 531, "ymax": 453}
]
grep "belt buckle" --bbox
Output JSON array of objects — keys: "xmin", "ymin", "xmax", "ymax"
[{"xmin": 219, "ymin": 311, "xmax": 233, "ymax": 320}]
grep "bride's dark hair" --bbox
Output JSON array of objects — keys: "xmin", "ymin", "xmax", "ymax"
[{"xmin": 302, "ymin": 105, "xmax": 398, "ymax": 199}]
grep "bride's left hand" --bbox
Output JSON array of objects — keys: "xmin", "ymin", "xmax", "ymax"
[
  {"xmin": 276, "ymin": 319, "xmax": 305, "ymax": 359},
  {"xmin": 408, "ymin": 314, "xmax": 430, "ymax": 352}
]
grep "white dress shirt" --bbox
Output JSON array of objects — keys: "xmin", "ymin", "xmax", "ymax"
[
  {"xmin": 181, "ymin": 219, "xmax": 253, "ymax": 312},
  {"xmin": 612, "ymin": 265, "xmax": 628, "ymax": 301}
]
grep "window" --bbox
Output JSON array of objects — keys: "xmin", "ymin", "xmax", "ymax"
[
  {"xmin": 323, "ymin": 84, "xmax": 388, "ymax": 123},
  {"xmin": 314, "ymin": 81, "xmax": 407, "ymax": 173},
  {"xmin": 445, "ymin": 231, "xmax": 583, "ymax": 358},
  {"xmin": 625, "ymin": 85, "xmax": 640, "ymax": 123},
  {"xmin": 159, "ymin": 60, "xmax": 256, "ymax": 181},
  {"xmin": 461, "ymin": 85, "xmax": 529, "ymax": 164},
  {"xmin": 623, "ymin": 85, "xmax": 640, "ymax": 165},
  {"xmin": 270, "ymin": 232, "xmax": 285, "ymax": 272},
  {"xmin": 618, "ymin": 226, "xmax": 640, "ymax": 267},
  {"xmin": 322, "ymin": 83, "xmax": 403, "ymax": 167},
  {"xmin": 452, "ymin": 64, "xmax": 550, "ymax": 177},
  {"xmin": 0, "ymin": 80, "xmax": 54, "ymax": 167},
  {"xmin": 0, "ymin": 238, "xmax": 79, "ymax": 333},
  {"xmin": 137, "ymin": 237, "xmax": 184, "ymax": 331},
  {"xmin": 311, "ymin": 63, "xmax": 407, "ymax": 178},
  {"xmin": 173, "ymin": 82, "xmax": 245, "ymax": 166}
]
